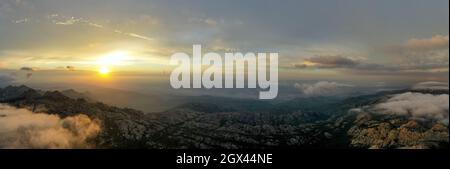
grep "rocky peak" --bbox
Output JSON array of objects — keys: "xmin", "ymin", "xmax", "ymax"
[
  {"xmin": 42, "ymin": 91, "xmax": 71, "ymax": 101},
  {"xmin": 0, "ymin": 85, "xmax": 35, "ymax": 101}
]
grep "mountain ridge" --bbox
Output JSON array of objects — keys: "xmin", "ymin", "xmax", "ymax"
[{"xmin": 0, "ymin": 85, "xmax": 448, "ymax": 149}]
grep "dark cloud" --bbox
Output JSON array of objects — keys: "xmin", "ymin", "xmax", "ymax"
[
  {"xmin": 319, "ymin": 56, "xmax": 356, "ymax": 68},
  {"xmin": 66, "ymin": 66, "xmax": 76, "ymax": 71},
  {"xmin": 292, "ymin": 63, "xmax": 307, "ymax": 69},
  {"xmin": 308, "ymin": 55, "xmax": 359, "ymax": 68},
  {"xmin": 293, "ymin": 55, "xmax": 360, "ymax": 69},
  {"xmin": 20, "ymin": 67, "xmax": 36, "ymax": 71},
  {"xmin": 292, "ymin": 55, "xmax": 393, "ymax": 71}
]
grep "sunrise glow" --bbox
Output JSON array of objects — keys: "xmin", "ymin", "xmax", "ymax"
[
  {"xmin": 97, "ymin": 50, "xmax": 130, "ymax": 66},
  {"xmin": 99, "ymin": 66, "xmax": 110, "ymax": 75}
]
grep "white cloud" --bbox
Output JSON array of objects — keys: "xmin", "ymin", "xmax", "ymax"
[
  {"xmin": 47, "ymin": 14, "xmax": 153, "ymax": 42},
  {"xmin": 374, "ymin": 92, "xmax": 449, "ymax": 125},
  {"xmin": 0, "ymin": 104, "xmax": 100, "ymax": 148},
  {"xmin": 13, "ymin": 18, "xmax": 28, "ymax": 24},
  {"xmin": 294, "ymin": 81, "xmax": 354, "ymax": 96},
  {"xmin": 54, "ymin": 17, "xmax": 81, "ymax": 25},
  {"xmin": 188, "ymin": 17, "xmax": 219, "ymax": 27}
]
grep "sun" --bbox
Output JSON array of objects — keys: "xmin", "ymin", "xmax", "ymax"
[
  {"xmin": 99, "ymin": 66, "xmax": 110, "ymax": 75},
  {"xmin": 95, "ymin": 50, "xmax": 130, "ymax": 76}
]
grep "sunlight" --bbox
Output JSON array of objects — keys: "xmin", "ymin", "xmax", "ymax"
[
  {"xmin": 99, "ymin": 66, "xmax": 110, "ymax": 75},
  {"xmin": 97, "ymin": 50, "xmax": 129, "ymax": 66},
  {"xmin": 302, "ymin": 61, "xmax": 317, "ymax": 66},
  {"xmin": 95, "ymin": 50, "xmax": 131, "ymax": 76}
]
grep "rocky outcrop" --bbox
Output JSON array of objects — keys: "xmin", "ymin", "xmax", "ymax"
[{"xmin": 345, "ymin": 94, "xmax": 449, "ymax": 149}]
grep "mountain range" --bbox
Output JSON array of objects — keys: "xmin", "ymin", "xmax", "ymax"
[{"xmin": 0, "ymin": 85, "xmax": 448, "ymax": 149}]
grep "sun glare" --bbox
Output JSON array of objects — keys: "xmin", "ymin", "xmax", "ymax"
[
  {"xmin": 95, "ymin": 50, "xmax": 131, "ymax": 76},
  {"xmin": 97, "ymin": 50, "xmax": 129, "ymax": 66},
  {"xmin": 99, "ymin": 66, "xmax": 110, "ymax": 75}
]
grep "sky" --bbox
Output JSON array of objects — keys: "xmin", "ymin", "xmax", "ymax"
[{"xmin": 0, "ymin": 0, "xmax": 448, "ymax": 90}]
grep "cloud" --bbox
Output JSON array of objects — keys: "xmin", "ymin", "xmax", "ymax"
[
  {"xmin": 292, "ymin": 35, "xmax": 449, "ymax": 75},
  {"xmin": 374, "ymin": 92, "xmax": 449, "ymax": 125},
  {"xmin": 66, "ymin": 66, "xmax": 76, "ymax": 71},
  {"xmin": 0, "ymin": 104, "xmax": 101, "ymax": 148},
  {"xmin": 13, "ymin": 18, "xmax": 29, "ymax": 24},
  {"xmin": 188, "ymin": 17, "xmax": 219, "ymax": 27},
  {"xmin": 405, "ymin": 35, "xmax": 449, "ymax": 51},
  {"xmin": 47, "ymin": 13, "xmax": 153, "ymax": 42},
  {"xmin": 19, "ymin": 67, "xmax": 35, "ymax": 79},
  {"xmin": 20, "ymin": 67, "xmax": 36, "ymax": 71},
  {"xmin": 412, "ymin": 81, "xmax": 449, "ymax": 91},
  {"xmin": 294, "ymin": 81, "xmax": 354, "ymax": 96},
  {"xmin": 292, "ymin": 55, "xmax": 394, "ymax": 71},
  {"xmin": 292, "ymin": 54, "xmax": 432, "ymax": 72},
  {"xmin": 127, "ymin": 33, "xmax": 153, "ymax": 41},
  {"xmin": 301, "ymin": 55, "xmax": 359, "ymax": 69},
  {"xmin": 384, "ymin": 34, "xmax": 449, "ymax": 71},
  {"xmin": 54, "ymin": 17, "xmax": 81, "ymax": 25}
]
